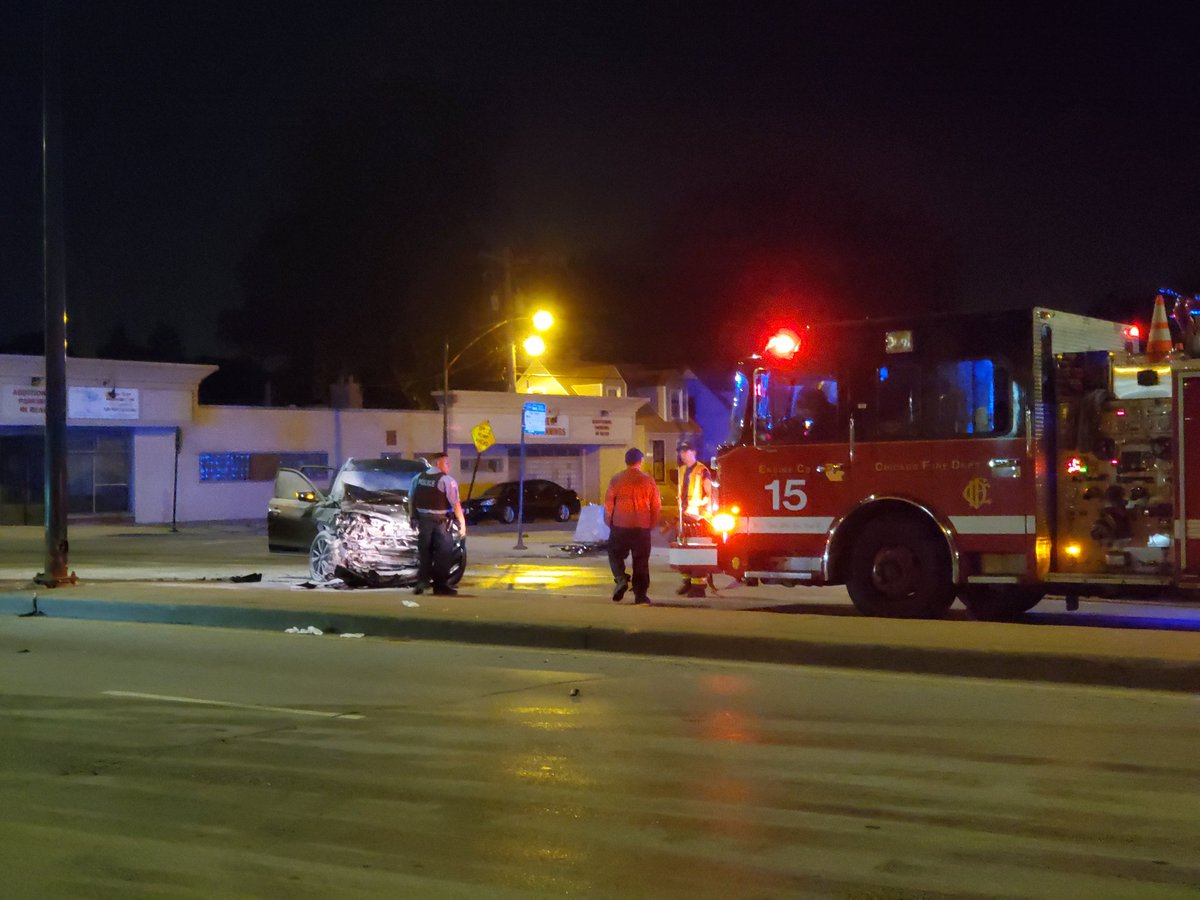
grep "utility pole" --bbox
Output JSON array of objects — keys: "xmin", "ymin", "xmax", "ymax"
[
  {"xmin": 442, "ymin": 338, "xmax": 449, "ymax": 454},
  {"xmin": 37, "ymin": 0, "xmax": 73, "ymax": 587},
  {"xmin": 480, "ymin": 245, "xmax": 527, "ymax": 391},
  {"xmin": 503, "ymin": 247, "xmax": 517, "ymax": 392}
]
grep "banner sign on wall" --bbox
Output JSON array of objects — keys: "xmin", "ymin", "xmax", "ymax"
[
  {"xmin": 69, "ymin": 387, "xmax": 140, "ymax": 419},
  {"xmin": 2, "ymin": 386, "xmax": 140, "ymax": 421}
]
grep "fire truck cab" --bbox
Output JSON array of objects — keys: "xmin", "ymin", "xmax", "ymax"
[{"xmin": 671, "ymin": 305, "xmax": 1200, "ymax": 619}]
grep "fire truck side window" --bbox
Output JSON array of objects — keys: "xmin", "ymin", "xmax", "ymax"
[
  {"xmin": 932, "ymin": 359, "xmax": 1012, "ymax": 436},
  {"xmin": 874, "ymin": 359, "xmax": 1011, "ymax": 440},
  {"xmin": 875, "ymin": 364, "xmax": 922, "ymax": 438},
  {"xmin": 753, "ymin": 371, "xmax": 839, "ymax": 444}
]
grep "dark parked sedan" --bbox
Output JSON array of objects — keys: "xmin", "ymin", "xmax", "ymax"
[{"xmin": 463, "ymin": 479, "xmax": 580, "ymax": 524}]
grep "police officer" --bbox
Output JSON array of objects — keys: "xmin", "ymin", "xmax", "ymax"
[
  {"xmin": 412, "ymin": 453, "xmax": 467, "ymax": 596},
  {"xmin": 676, "ymin": 438, "xmax": 714, "ymax": 597}
]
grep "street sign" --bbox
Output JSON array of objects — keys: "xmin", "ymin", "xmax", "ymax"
[
  {"xmin": 471, "ymin": 420, "xmax": 495, "ymax": 453},
  {"xmin": 523, "ymin": 401, "xmax": 547, "ymax": 435}
]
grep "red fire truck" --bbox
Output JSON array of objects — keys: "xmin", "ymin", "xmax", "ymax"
[{"xmin": 670, "ymin": 305, "xmax": 1200, "ymax": 620}]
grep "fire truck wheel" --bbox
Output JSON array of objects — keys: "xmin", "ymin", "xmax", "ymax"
[
  {"xmin": 958, "ymin": 586, "xmax": 1043, "ymax": 621},
  {"xmin": 846, "ymin": 513, "xmax": 955, "ymax": 618}
]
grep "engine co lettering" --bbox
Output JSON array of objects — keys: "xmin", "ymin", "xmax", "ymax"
[{"xmin": 758, "ymin": 463, "xmax": 811, "ymax": 475}]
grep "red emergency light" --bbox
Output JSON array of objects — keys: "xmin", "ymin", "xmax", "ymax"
[
  {"xmin": 765, "ymin": 328, "xmax": 801, "ymax": 360},
  {"xmin": 1124, "ymin": 324, "xmax": 1141, "ymax": 353}
]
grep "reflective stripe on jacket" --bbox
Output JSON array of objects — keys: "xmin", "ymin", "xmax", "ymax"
[{"xmin": 678, "ymin": 462, "xmax": 712, "ymax": 518}]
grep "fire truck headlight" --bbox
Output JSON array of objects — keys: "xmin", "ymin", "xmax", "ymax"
[{"xmin": 711, "ymin": 512, "xmax": 736, "ymax": 534}]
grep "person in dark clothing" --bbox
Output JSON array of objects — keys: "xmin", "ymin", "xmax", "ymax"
[
  {"xmin": 604, "ymin": 447, "xmax": 662, "ymax": 604},
  {"xmin": 412, "ymin": 453, "xmax": 467, "ymax": 596}
]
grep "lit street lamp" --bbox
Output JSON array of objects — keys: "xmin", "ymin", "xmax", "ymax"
[
  {"xmin": 442, "ymin": 310, "xmax": 554, "ymax": 453},
  {"xmin": 522, "ymin": 334, "xmax": 546, "ymax": 357}
]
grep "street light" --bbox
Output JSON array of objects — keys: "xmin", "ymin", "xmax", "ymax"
[
  {"xmin": 442, "ymin": 310, "xmax": 555, "ymax": 453},
  {"xmin": 522, "ymin": 334, "xmax": 546, "ymax": 357}
]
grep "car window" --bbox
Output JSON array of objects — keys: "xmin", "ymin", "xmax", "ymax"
[
  {"xmin": 273, "ymin": 468, "xmax": 320, "ymax": 500},
  {"xmin": 330, "ymin": 459, "xmax": 424, "ymax": 500}
]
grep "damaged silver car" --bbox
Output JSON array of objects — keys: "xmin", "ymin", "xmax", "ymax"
[{"xmin": 268, "ymin": 457, "xmax": 465, "ymax": 587}]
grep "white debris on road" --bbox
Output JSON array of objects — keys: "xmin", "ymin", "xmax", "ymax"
[{"xmin": 284, "ymin": 625, "xmax": 324, "ymax": 635}]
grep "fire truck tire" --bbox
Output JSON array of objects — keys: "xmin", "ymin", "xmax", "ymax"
[
  {"xmin": 958, "ymin": 586, "xmax": 1043, "ymax": 621},
  {"xmin": 846, "ymin": 513, "xmax": 955, "ymax": 618}
]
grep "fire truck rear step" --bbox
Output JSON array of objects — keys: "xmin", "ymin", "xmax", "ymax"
[
  {"xmin": 743, "ymin": 570, "xmax": 812, "ymax": 582},
  {"xmin": 1043, "ymin": 573, "xmax": 1172, "ymax": 586}
]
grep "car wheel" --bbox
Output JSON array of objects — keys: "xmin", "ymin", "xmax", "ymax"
[
  {"xmin": 555, "ymin": 503, "xmax": 571, "ymax": 522},
  {"xmin": 446, "ymin": 540, "xmax": 467, "ymax": 588},
  {"xmin": 499, "ymin": 505, "xmax": 516, "ymax": 524},
  {"xmin": 309, "ymin": 530, "xmax": 338, "ymax": 582},
  {"xmin": 958, "ymin": 585, "xmax": 1043, "ymax": 621},
  {"xmin": 846, "ymin": 512, "xmax": 955, "ymax": 618}
]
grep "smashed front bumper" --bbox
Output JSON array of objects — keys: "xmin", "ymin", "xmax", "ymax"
[{"xmin": 332, "ymin": 504, "xmax": 419, "ymax": 581}]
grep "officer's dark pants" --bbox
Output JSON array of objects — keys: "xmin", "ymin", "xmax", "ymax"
[
  {"xmin": 608, "ymin": 525, "xmax": 651, "ymax": 599},
  {"xmin": 417, "ymin": 515, "xmax": 454, "ymax": 589}
]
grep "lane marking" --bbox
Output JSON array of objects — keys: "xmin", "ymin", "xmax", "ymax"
[{"xmin": 102, "ymin": 691, "xmax": 364, "ymax": 720}]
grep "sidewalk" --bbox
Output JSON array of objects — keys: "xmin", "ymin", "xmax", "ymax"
[{"xmin": 3, "ymin": 523, "xmax": 1200, "ymax": 693}]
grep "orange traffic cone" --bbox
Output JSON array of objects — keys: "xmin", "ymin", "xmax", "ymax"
[{"xmin": 1146, "ymin": 293, "xmax": 1173, "ymax": 360}]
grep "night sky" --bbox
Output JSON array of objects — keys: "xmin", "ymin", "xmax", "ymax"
[{"xmin": 2, "ymin": 2, "xmax": 1198, "ymax": 395}]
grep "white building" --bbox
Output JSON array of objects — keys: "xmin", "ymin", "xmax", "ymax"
[{"xmin": 0, "ymin": 354, "xmax": 648, "ymax": 524}]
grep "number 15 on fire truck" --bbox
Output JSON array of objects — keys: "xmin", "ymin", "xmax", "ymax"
[{"xmin": 671, "ymin": 296, "xmax": 1200, "ymax": 620}]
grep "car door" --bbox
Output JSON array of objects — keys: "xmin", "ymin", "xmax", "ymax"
[
  {"xmin": 528, "ymin": 480, "xmax": 554, "ymax": 518},
  {"xmin": 267, "ymin": 467, "xmax": 331, "ymax": 551}
]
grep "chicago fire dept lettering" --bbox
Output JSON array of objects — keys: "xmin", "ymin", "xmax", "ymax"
[{"xmin": 962, "ymin": 477, "xmax": 992, "ymax": 510}]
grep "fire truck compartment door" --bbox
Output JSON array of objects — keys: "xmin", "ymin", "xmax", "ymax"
[{"xmin": 1180, "ymin": 374, "xmax": 1200, "ymax": 575}]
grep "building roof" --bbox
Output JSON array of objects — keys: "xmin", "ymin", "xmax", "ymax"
[{"xmin": 613, "ymin": 363, "xmax": 693, "ymax": 388}]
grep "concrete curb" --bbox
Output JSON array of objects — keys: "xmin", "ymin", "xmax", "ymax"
[{"xmin": 5, "ymin": 592, "xmax": 1199, "ymax": 694}]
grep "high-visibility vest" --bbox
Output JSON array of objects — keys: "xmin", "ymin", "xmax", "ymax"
[{"xmin": 678, "ymin": 462, "xmax": 712, "ymax": 518}]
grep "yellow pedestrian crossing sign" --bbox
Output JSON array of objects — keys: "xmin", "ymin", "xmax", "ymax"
[{"xmin": 471, "ymin": 420, "xmax": 495, "ymax": 453}]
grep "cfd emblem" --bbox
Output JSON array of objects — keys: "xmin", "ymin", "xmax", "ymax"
[{"xmin": 962, "ymin": 477, "xmax": 992, "ymax": 510}]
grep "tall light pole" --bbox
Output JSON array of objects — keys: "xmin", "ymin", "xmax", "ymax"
[
  {"xmin": 441, "ymin": 311, "xmax": 554, "ymax": 454},
  {"xmin": 38, "ymin": 0, "xmax": 73, "ymax": 587}
]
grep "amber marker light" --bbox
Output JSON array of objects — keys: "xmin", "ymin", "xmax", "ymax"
[
  {"xmin": 532, "ymin": 310, "xmax": 554, "ymax": 331},
  {"xmin": 711, "ymin": 511, "xmax": 736, "ymax": 533},
  {"xmin": 523, "ymin": 334, "xmax": 546, "ymax": 356},
  {"xmin": 1065, "ymin": 544, "xmax": 1082, "ymax": 558}
]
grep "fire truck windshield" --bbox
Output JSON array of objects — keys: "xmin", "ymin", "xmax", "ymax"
[{"xmin": 729, "ymin": 367, "xmax": 840, "ymax": 446}]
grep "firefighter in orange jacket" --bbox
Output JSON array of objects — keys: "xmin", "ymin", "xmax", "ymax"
[{"xmin": 676, "ymin": 438, "xmax": 714, "ymax": 596}]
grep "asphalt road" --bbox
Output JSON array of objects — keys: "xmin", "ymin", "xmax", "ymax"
[
  {"xmin": 3, "ymin": 618, "xmax": 1198, "ymax": 898},
  {"xmin": 4, "ymin": 522, "xmax": 1200, "ymax": 633}
]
